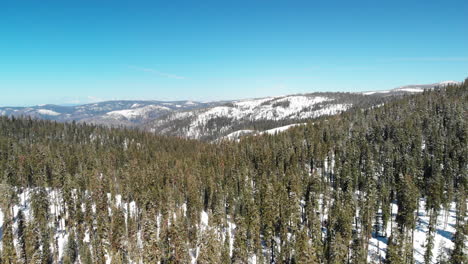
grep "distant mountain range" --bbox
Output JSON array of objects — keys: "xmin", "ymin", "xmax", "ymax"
[
  {"xmin": 361, "ymin": 80, "xmax": 459, "ymax": 95},
  {"xmin": 0, "ymin": 80, "xmax": 460, "ymax": 140},
  {"xmin": 0, "ymin": 100, "xmax": 222, "ymax": 126}
]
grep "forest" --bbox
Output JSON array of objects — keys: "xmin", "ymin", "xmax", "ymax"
[{"xmin": 0, "ymin": 81, "xmax": 466, "ymax": 264}]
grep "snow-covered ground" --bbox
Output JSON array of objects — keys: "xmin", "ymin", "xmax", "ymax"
[
  {"xmin": 37, "ymin": 109, "xmax": 61, "ymax": 116},
  {"xmin": 0, "ymin": 188, "xmax": 139, "ymax": 263},
  {"xmin": 218, "ymin": 123, "xmax": 308, "ymax": 142},
  {"xmin": 220, "ymin": 129, "xmax": 256, "ymax": 141},
  {"xmin": 1, "ymin": 188, "xmax": 462, "ymax": 263},
  {"xmin": 263, "ymin": 123, "xmax": 307, "ymax": 135},
  {"xmin": 0, "ymin": 188, "xmax": 237, "ymax": 264},
  {"xmin": 362, "ymin": 80, "xmax": 461, "ymax": 96},
  {"xmin": 154, "ymin": 94, "xmax": 351, "ymax": 139},
  {"xmin": 106, "ymin": 105, "xmax": 171, "ymax": 120},
  {"xmin": 368, "ymin": 199, "xmax": 459, "ymax": 264}
]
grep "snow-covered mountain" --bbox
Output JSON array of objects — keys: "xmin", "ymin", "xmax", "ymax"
[
  {"xmin": 144, "ymin": 80, "xmax": 461, "ymax": 140},
  {"xmin": 144, "ymin": 92, "xmax": 379, "ymax": 140},
  {"xmin": 362, "ymin": 80, "xmax": 460, "ymax": 95},
  {"xmin": 0, "ymin": 100, "xmax": 220, "ymax": 126},
  {"xmin": 0, "ymin": 80, "xmax": 460, "ymax": 140}
]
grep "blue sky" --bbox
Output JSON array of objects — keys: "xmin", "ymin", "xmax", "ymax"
[{"xmin": 1, "ymin": 0, "xmax": 467, "ymax": 106}]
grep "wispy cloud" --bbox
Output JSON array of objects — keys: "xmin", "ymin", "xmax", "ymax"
[
  {"xmin": 383, "ymin": 57, "xmax": 468, "ymax": 62},
  {"xmin": 128, "ymin": 65, "xmax": 186, "ymax": 79}
]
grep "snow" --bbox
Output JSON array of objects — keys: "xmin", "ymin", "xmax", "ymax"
[
  {"xmin": 37, "ymin": 109, "xmax": 61, "ymax": 116},
  {"xmin": 219, "ymin": 123, "xmax": 309, "ymax": 141},
  {"xmin": 219, "ymin": 130, "xmax": 256, "ymax": 141},
  {"xmin": 200, "ymin": 211, "xmax": 209, "ymax": 229},
  {"xmin": 263, "ymin": 123, "xmax": 306, "ymax": 135},
  {"xmin": 106, "ymin": 105, "xmax": 171, "ymax": 120},
  {"xmin": 363, "ymin": 90, "xmax": 391, "ymax": 95},
  {"xmin": 361, "ymin": 80, "xmax": 460, "ymax": 96},
  {"xmin": 235, "ymin": 97, "xmax": 277, "ymax": 108},
  {"xmin": 225, "ymin": 217, "xmax": 237, "ymax": 257},
  {"xmin": 0, "ymin": 188, "xmax": 142, "ymax": 263},
  {"xmin": 367, "ymin": 199, "xmax": 459, "ymax": 264},
  {"xmin": 171, "ymin": 95, "xmax": 347, "ymax": 139},
  {"xmin": 297, "ymin": 103, "xmax": 350, "ymax": 119},
  {"xmin": 438, "ymin": 80, "xmax": 459, "ymax": 85},
  {"xmin": 0, "ymin": 187, "xmax": 463, "ymax": 263},
  {"xmin": 396, "ymin": 88, "xmax": 424, "ymax": 93},
  {"xmin": 249, "ymin": 255, "xmax": 257, "ymax": 264}
]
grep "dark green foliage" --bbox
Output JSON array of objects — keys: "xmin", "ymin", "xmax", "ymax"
[
  {"xmin": 293, "ymin": 228, "xmax": 319, "ymax": 263},
  {"xmin": 197, "ymin": 228, "xmax": 222, "ymax": 263},
  {"xmin": 450, "ymin": 188, "xmax": 467, "ymax": 264},
  {"xmin": 64, "ymin": 230, "xmax": 78, "ymax": 264},
  {"xmin": 0, "ymin": 80, "xmax": 466, "ymax": 262},
  {"xmin": 1, "ymin": 211, "xmax": 17, "ymax": 264}
]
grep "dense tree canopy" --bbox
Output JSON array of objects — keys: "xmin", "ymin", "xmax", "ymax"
[{"xmin": 0, "ymin": 81, "xmax": 466, "ymax": 263}]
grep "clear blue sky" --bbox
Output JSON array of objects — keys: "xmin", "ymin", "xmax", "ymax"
[{"xmin": 1, "ymin": 0, "xmax": 467, "ymax": 106}]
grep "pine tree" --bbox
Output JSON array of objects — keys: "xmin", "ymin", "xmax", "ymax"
[
  {"xmin": 231, "ymin": 217, "xmax": 248, "ymax": 264},
  {"xmin": 221, "ymin": 230, "xmax": 231, "ymax": 264},
  {"xmin": 450, "ymin": 189, "xmax": 467, "ymax": 264},
  {"xmin": 293, "ymin": 228, "xmax": 318, "ymax": 264},
  {"xmin": 110, "ymin": 205, "xmax": 127, "ymax": 262},
  {"xmin": 1, "ymin": 211, "xmax": 18, "ymax": 264},
  {"xmin": 197, "ymin": 228, "xmax": 222, "ymax": 264},
  {"xmin": 17, "ymin": 210, "xmax": 27, "ymax": 264},
  {"xmin": 64, "ymin": 230, "xmax": 78, "ymax": 264},
  {"xmin": 79, "ymin": 244, "xmax": 93, "ymax": 264},
  {"xmin": 423, "ymin": 209, "xmax": 436, "ymax": 264},
  {"xmin": 386, "ymin": 234, "xmax": 403, "ymax": 264},
  {"xmin": 167, "ymin": 213, "xmax": 191, "ymax": 264},
  {"xmin": 142, "ymin": 208, "xmax": 161, "ymax": 264}
]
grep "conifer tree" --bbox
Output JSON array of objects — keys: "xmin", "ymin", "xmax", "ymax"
[
  {"xmin": 17, "ymin": 210, "xmax": 27, "ymax": 264},
  {"xmin": 386, "ymin": 234, "xmax": 403, "ymax": 264},
  {"xmin": 293, "ymin": 228, "xmax": 318, "ymax": 264},
  {"xmin": 197, "ymin": 228, "xmax": 222, "ymax": 264},
  {"xmin": 450, "ymin": 188, "xmax": 467, "ymax": 264},
  {"xmin": 231, "ymin": 217, "xmax": 248, "ymax": 264},
  {"xmin": 221, "ymin": 230, "xmax": 231, "ymax": 264},
  {"xmin": 1, "ymin": 211, "xmax": 18, "ymax": 264},
  {"xmin": 142, "ymin": 208, "xmax": 161, "ymax": 264},
  {"xmin": 64, "ymin": 230, "xmax": 78, "ymax": 264}
]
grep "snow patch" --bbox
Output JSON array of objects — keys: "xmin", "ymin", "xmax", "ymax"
[
  {"xmin": 106, "ymin": 105, "xmax": 171, "ymax": 120},
  {"xmin": 263, "ymin": 123, "xmax": 306, "ymax": 135},
  {"xmin": 396, "ymin": 88, "xmax": 424, "ymax": 93},
  {"xmin": 37, "ymin": 109, "xmax": 61, "ymax": 116}
]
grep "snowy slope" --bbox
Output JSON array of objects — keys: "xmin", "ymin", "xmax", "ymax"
[
  {"xmin": 218, "ymin": 123, "xmax": 307, "ymax": 142},
  {"xmin": 146, "ymin": 94, "xmax": 355, "ymax": 140},
  {"xmin": 0, "ymin": 188, "xmax": 238, "ymax": 264},
  {"xmin": 362, "ymin": 80, "xmax": 461, "ymax": 95},
  {"xmin": 106, "ymin": 105, "xmax": 171, "ymax": 120},
  {"xmin": 0, "ymin": 100, "xmax": 219, "ymax": 127},
  {"xmin": 0, "ymin": 188, "xmax": 463, "ymax": 263},
  {"xmin": 0, "ymin": 80, "xmax": 460, "ymax": 139},
  {"xmin": 37, "ymin": 109, "xmax": 61, "ymax": 116},
  {"xmin": 263, "ymin": 123, "xmax": 307, "ymax": 135},
  {"xmin": 367, "ymin": 199, "xmax": 462, "ymax": 264}
]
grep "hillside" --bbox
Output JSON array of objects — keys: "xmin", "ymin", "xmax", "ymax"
[
  {"xmin": 0, "ymin": 81, "xmax": 459, "ymax": 141},
  {"xmin": 0, "ymin": 80, "xmax": 466, "ymax": 264},
  {"xmin": 0, "ymin": 100, "xmax": 220, "ymax": 127}
]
